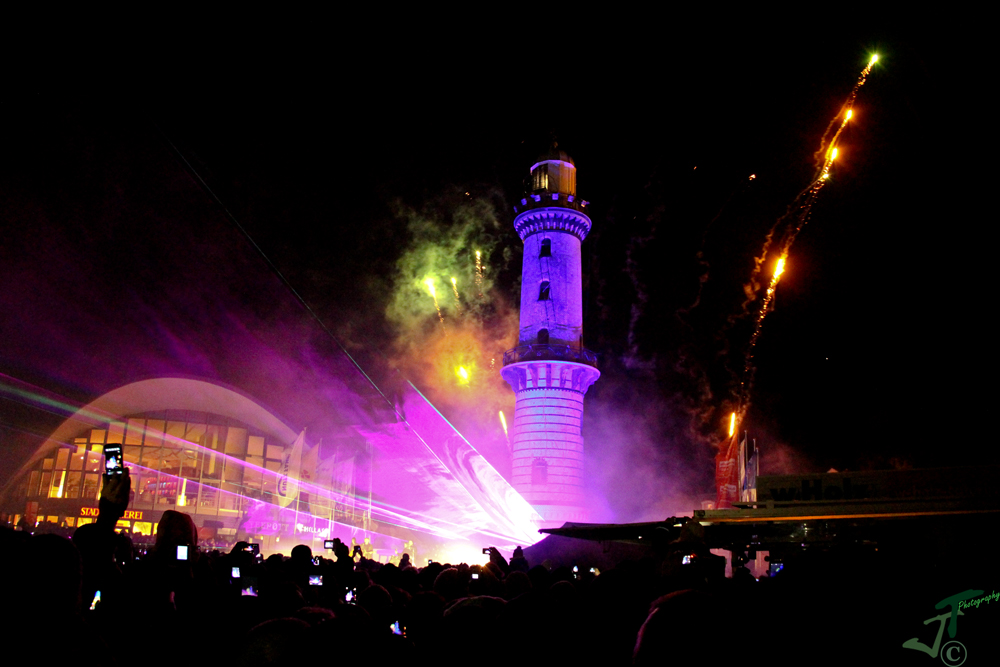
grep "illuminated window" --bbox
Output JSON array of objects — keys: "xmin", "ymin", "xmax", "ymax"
[
  {"xmin": 107, "ymin": 422, "xmax": 125, "ymax": 444},
  {"xmin": 221, "ymin": 426, "xmax": 242, "ymax": 454},
  {"xmin": 533, "ymin": 168, "xmax": 549, "ymax": 191},
  {"xmin": 49, "ymin": 470, "xmax": 66, "ymax": 498},
  {"xmin": 65, "ymin": 472, "xmax": 82, "ymax": 499},
  {"xmin": 538, "ymin": 281, "xmax": 550, "ymax": 301},
  {"xmin": 248, "ymin": 436, "xmax": 265, "ymax": 457},
  {"xmin": 532, "ymin": 459, "xmax": 548, "ymax": 486},
  {"xmin": 85, "ymin": 449, "xmax": 101, "ymax": 472},
  {"xmin": 82, "ymin": 474, "xmax": 100, "ymax": 500},
  {"xmin": 539, "ymin": 238, "xmax": 551, "ymax": 258}
]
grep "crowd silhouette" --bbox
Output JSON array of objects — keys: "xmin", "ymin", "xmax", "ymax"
[{"xmin": 2, "ymin": 469, "xmax": 980, "ymax": 665}]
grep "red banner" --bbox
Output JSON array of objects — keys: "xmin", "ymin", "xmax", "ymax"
[{"xmin": 715, "ymin": 432, "xmax": 740, "ymax": 509}]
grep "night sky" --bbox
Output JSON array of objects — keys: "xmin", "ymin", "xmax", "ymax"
[{"xmin": 2, "ymin": 27, "xmax": 992, "ymax": 519}]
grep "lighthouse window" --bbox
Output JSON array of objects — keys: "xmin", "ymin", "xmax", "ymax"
[
  {"xmin": 537, "ymin": 329, "xmax": 549, "ymax": 344},
  {"xmin": 533, "ymin": 168, "xmax": 548, "ymax": 191},
  {"xmin": 538, "ymin": 281, "xmax": 550, "ymax": 301},
  {"xmin": 539, "ymin": 238, "xmax": 551, "ymax": 258},
  {"xmin": 532, "ymin": 458, "xmax": 548, "ymax": 485}
]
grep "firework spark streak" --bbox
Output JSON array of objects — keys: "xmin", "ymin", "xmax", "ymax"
[
  {"xmin": 738, "ymin": 253, "xmax": 790, "ymax": 409},
  {"xmin": 450, "ymin": 277, "xmax": 461, "ymax": 312},
  {"xmin": 736, "ymin": 55, "xmax": 878, "ymax": 412},
  {"xmin": 424, "ymin": 278, "xmax": 446, "ymax": 333},
  {"xmin": 499, "ymin": 410, "xmax": 510, "ymax": 448},
  {"xmin": 475, "ymin": 250, "xmax": 484, "ymax": 299}
]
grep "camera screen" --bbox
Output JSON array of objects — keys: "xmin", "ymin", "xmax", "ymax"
[
  {"xmin": 324, "ymin": 540, "xmax": 334, "ymax": 549},
  {"xmin": 104, "ymin": 446, "xmax": 124, "ymax": 475},
  {"xmin": 177, "ymin": 545, "xmax": 188, "ymax": 561},
  {"xmin": 231, "ymin": 567, "xmax": 240, "ymax": 578},
  {"xmin": 308, "ymin": 575, "xmax": 322, "ymax": 586}
]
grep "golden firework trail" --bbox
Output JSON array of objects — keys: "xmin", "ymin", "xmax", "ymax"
[
  {"xmin": 745, "ymin": 55, "xmax": 878, "ymax": 301},
  {"xmin": 475, "ymin": 250, "xmax": 484, "ymax": 298},
  {"xmin": 456, "ymin": 366, "xmax": 470, "ymax": 384},
  {"xmin": 738, "ymin": 255, "xmax": 788, "ymax": 403},
  {"xmin": 728, "ymin": 411, "xmax": 736, "ymax": 438},
  {"xmin": 450, "ymin": 277, "xmax": 461, "ymax": 312},
  {"xmin": 813, "ymin": 54, "xmax": 877, "ymax": 170},
  {"xmin": 736, "ymin": 55, "xmax": 878, "ymax": 413},
  {"xmin": 424, "ymin": 278, "xmax": 446, "ymax": 333}
]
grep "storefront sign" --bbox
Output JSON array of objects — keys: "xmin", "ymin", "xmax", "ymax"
[{"xmin": 80, "ymin": 507, "xmax": 143, "ymax": 520}]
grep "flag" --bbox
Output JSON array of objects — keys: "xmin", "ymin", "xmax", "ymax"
[
  {"xmin": 276, "ymin": 429, "xmax": 305, "ymax": 509},
  {"xmin": 330, "ymin": 454, "xmax": 356, "ymax": 520},
  {"xmin": 301, "ymin": 440, "xmax": 319, "ymax": 483}
]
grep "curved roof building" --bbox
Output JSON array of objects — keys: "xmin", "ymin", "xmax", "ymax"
[{"xmin": 1, "ymin": 377, "xmax": 541, "ymax": 558}]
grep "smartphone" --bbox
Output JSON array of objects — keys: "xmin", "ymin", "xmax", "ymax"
[
  {"xmin": 231, "ymin": 566, "xmax": 241, "ymax": 578},
  {"xmin": 241, "ymin": 585, "xmax": 257, "ymax": 597},
  {"xmin": 324, "ymin": 540, "xmax": 334, "ymax": 550},
  {"xmin": 471, "ymin": 573, "xmax": 479, "ymax": 580},
  {"xmin": 482, "ymin": 547, "xmax": 491, "ymax": 555},
  {"xmin": 104, "ymin": 444, "xmax": 124, "ymax": 475},
  {"xmin": 345, "ymin": 588, "xmax": 356, "ymax": 604},
  {"xmin": 769, "ymin": 562, "xmax": 784, "ymax": 576},
  {"xmin": 177, "ymin": 545, "xmax": 188, "ymax": 561},
  {"xmin": 682, "ymin": 555, "xmax": 694, "ymax": 565},
  {"xmin": 244, "ymin": 543, "xmax": 259, "ymax": 557},
  {"xmin": 308, "ymin": 575, "xmax": 323, "ymax": 586}
]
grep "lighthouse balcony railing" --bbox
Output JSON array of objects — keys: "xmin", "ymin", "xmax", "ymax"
[{"xmin": 502, "ymin": 344, "xmax": 598, "ymax": 368}]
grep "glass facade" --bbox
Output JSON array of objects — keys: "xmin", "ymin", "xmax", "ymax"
[{"xmin": 8, "ymin": 410, "xmax": 297, "ymax": 541}]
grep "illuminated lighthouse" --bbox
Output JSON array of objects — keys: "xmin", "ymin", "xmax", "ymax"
[{"xmin": 501, "ymin": 147, "xmax": 600, "ymax": 527}]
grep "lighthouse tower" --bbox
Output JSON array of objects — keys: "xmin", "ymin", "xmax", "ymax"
[{"xmin": 501, "ymin": 147, "xmax": 600, "ymax": 528}]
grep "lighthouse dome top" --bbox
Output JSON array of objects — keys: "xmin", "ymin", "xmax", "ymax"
[{"xmin": 529, "ymin": 143, "xmax": 577, "ymax": 196}]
